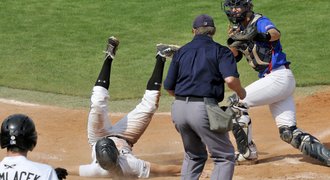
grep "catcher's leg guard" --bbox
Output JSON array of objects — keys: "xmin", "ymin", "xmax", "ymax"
[
  {"xmin": 279, "ymin": 126, "xmax": 330, "ymax": 166},
  {"xmin": 232, "ymin": 113, "xmax": 258, "ymax": 165}
]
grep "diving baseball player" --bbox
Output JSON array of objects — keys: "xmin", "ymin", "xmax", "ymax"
[
  {"xmin": 222, "ymin": 0, "xmax": 330, "ymax": 167},
  {"xmin": 66, "ymin": 36, "xmax": 181, "ymax": 178},
  {"xmin": 0, "ymin": 114, "xmax": 66, "ymax": 180}
]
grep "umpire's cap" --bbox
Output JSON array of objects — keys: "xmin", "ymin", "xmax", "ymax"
[
  {"xmin": 0, "ymin": 114, "xmax": 38, "ymax": 151},
  {"xmin": 193, "ymin": 14, "xmax": 215, "ymax": 29}
]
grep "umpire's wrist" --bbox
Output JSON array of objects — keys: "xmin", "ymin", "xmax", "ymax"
[{"xmin": 237, "ymin": 88, "xmax": 246, "ymax": 100}]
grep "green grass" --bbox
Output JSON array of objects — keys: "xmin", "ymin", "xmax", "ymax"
[
  {"xmin": 0, "ymin": 0, "xmax": 222, "ymax": 99},
  {"xmin": 1, "ymin": 0, "xmax": 330, "ymax": 104}
]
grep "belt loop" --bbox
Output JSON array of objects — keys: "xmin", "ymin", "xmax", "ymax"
[{"xmin": 185, "ymin": 97, "xmax": 189, "ymax": 103}]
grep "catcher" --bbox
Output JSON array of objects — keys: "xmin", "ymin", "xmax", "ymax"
[
  {"xmin": 66, "ymin": 36, "xmax": 181, "ymax": 178},
  {"xmin": 222, "ymin": 0, "xmax": 330, "ymax": 166}
]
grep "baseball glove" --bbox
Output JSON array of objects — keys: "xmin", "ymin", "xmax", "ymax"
[
  {"xmin": 228, "ymin": 24, "xmax": 257, "ymax": 50},
  {"xmin": 230, "ymin": 24, "xmax": 258, "ymax": 42},
  {"xmin": 55, "ymin": 167, "xmax": 68, "ymax": 180}
]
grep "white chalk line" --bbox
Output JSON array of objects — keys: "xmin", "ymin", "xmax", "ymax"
[
  {"xmin": 0, "ymin": 98, "xmax": 171, "ymax": 116},
  {"xmin": 0, "ymin": 98, "xmax": 40, "ymax": 107}
]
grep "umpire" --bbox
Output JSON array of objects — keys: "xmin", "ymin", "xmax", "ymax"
[{"xmin": 164, "ymin": 14, "xmax": 246, "ymax": 180}]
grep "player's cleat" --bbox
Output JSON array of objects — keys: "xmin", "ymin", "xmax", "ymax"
[
  {"xmin": 104, "ymin": 36, "xmax": 120, "ymax": 59},
  {"xmin": 235, "ymin": 153, "xmax": 258, "ymax": 165},
  {"xmin": 156, "ymin": 43, "xmax": 180, "ymax": 58},
  {"xmin": 235, "ymin": 141, "xmax": 258, "ymax": 165}
]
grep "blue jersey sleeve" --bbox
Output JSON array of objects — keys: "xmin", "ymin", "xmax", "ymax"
[{"xmin": 256, "ymin": 16, "xmax": 276, "ymax": 33}]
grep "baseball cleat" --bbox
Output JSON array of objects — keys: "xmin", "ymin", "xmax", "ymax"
[
  {"xmin": 235, "ymin": 153, "xmax": 258, "ymax": 165},
  {"xmin": 104, "ymin": 36, "xmax": 120, "ymax": 59},
  {"xmin": 235, "ymin": 141, "xmax": 258, "ymax": 165},
  {"xmin": 156, "ymin": 43, "xmax": 180, "ymax": 58}
]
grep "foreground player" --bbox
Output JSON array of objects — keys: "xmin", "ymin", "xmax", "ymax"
[
  {"xmin": 0, "ymin": 114, "xmax": 67, "ymax": 180},
  {"xmin": 67, "ymin": 36, "xmax": 181, "ymax": 178},
  {"xmin": 222, "ymin": 0, "xmax": 330, "ymax": 166}
]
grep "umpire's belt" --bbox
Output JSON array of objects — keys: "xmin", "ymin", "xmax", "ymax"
[{"xmin": 175, "ymin": 96, "xmax": 204, "ymax": 102}]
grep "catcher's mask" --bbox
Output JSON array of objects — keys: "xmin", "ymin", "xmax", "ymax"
[
  {"xmin": 0, "ymin": 114, "xmax": 37, "ymax": 151},
  {"xmin": 95, "ymin": 136, "xmax": 120, "ymax": 170},
  {"xmin": 222, "ymin": 0, "xmax": 253, "ymax": 24}
]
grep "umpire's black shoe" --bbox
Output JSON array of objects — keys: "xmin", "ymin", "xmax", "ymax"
[{"xmin": 104, "ymin": 36, "xmax": 120, "ymax": 59}]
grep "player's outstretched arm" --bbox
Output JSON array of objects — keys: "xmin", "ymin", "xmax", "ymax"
[{"xmin": 149, "ymin": 163, "xmax": 181, "ymax": 177}]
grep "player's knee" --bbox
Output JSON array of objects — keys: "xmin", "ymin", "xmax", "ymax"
[
  {"xmin": 90, "ymin": 96, "xmax": 109, "ymax": 114},
  {"xmin": 279, "ymin": 125, "xmax": 304, "ymax": 148},
  {"xmin": 91, "ymin": 88, "xmax": 109, "ymax": 110}
]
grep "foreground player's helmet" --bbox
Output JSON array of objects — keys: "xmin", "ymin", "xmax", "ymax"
[
  {"xmin": 222, "ymin": 0, "xmax": 253, "ymax": 24},
  {"xmin": 95, "ymin": 136, "xmax": 120, "ymax": 170},
  {"xmin": 0, "ymin": 114, "xmax": 38, "ymax": 151}
]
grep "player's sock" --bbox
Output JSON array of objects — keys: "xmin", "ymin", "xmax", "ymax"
[
  {"xmin": 146, "ymin": 55, "xmax": 165, "ymax": 90},
  {"xmin": 95, "ymin": 58, "xmax": 113, "ymax": 90}
]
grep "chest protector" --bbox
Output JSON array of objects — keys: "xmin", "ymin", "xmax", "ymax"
[{"xmin": 236, "ymin": 14, "xmax": 273, "ymax": 72}]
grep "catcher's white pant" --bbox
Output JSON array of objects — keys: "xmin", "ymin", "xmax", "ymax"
[
  {"xmin": 242, "ymin": 65, "xmax": 296, "ymax": 127},
  {"xmin": 79, "ymin": 86, "xmax": 160, "ymax": 178}
]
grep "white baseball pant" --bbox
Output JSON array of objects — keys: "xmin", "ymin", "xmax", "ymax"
[{"xmin": 242, "ymin": 65, "xmax": 296, "ymax": 127}]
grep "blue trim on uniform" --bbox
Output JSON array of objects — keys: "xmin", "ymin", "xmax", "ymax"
[{"xmin": 256, "ymin": 16, "xmax": 290, "ymax": 77}]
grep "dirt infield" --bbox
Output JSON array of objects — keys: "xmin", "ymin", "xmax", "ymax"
[{"xmin": 0, "ymin": 88, "xmax": 330, "ymax": 180}]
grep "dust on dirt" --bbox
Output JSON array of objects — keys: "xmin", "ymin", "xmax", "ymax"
[{"xmin": 0, "ymin": 88, "xmax": 330, "ymax": 180}]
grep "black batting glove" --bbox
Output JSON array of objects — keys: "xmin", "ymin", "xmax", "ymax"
[{"xmin": 55, "ymin": 167, "xmax": 68, "ymax": 180}]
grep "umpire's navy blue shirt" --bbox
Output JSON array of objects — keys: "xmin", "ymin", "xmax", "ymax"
[{"xmin": 164, "ymin": 34, "xmax": 239, "ymax": 102}]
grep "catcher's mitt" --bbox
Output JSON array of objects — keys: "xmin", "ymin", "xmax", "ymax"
[
  {"xmin": 227, "ymin": 13, "xmax": 263, "ymax": 50},
  {"xmin": 230, "ymin": 24, "xmax": 258, "ymax": 42},
  {"xmin": 227, "ymin": 23, "xmax": 257, "ymax": 51}
]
